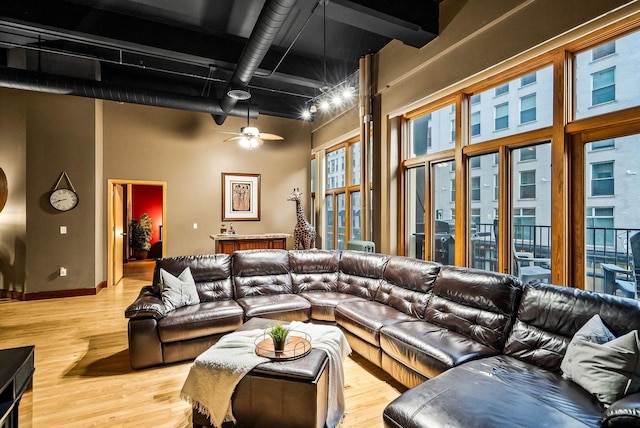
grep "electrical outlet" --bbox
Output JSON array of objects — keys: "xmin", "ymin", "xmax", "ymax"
[
  {"xmin": 60, "ymin": 226, "xmax": 67, "ymax": 234},
  {"xmin": 59, "ymin": 267, "xmax": 67, "ymax": 277},
  {"xmin": 193, "ymin": 223, "xmax": 198, "ymax": 229}
]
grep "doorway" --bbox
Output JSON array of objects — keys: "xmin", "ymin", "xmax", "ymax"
[{"xmin": 107, "ymin": 179, "xmax": 167, "ymax": 286}]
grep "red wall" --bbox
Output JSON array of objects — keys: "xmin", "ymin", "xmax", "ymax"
[{"xmin": 132, "ymin": 184, "xmax": 163, "ymax": 246}]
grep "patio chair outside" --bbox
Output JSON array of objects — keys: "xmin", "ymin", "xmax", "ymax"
[{"xmin": 601, "ymin": 231, "xmax": 640, "ymax": 299}]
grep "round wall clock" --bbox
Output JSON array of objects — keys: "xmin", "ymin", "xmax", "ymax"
[
  {"xmin": 0, "ymin": 167, "xmax": 7, "ymax": 213},
  {"xmin": 49, "ymin": 188, "xmax": 79, "ymax": 212}
]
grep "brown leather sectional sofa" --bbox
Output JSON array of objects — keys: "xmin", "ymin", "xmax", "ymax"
[{"xmin": 125, "ymin": 249, "xmax": 640, "ymax": 428}]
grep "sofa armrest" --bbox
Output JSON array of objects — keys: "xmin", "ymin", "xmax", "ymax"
[
  {"xmin": 602, "ymin": 392, "xmax": 640, "ymax": 428},
  {"xmin": 124, "ymin": 285, "xmax": 166, "ymax": 319}
]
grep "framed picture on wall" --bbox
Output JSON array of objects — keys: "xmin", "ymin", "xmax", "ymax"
[{"xmin": 222, "ymin": 173, "xmax": 261, "ymax": 221}]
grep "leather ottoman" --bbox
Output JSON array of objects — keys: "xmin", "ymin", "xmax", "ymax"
[{"xmin": 192, "ymin": 318, "xmax": 329, "ymax": 428}]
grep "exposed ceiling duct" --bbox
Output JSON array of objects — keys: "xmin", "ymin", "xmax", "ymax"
[
  {"xmin": 213, "ymin": 0, "xmax": 298, "ymax": 125},
  {"xmin": 0, "ymin": 66, "xmax": 259, "ymax": 118}
]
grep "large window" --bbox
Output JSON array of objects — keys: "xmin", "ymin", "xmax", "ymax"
[
  {"xmin": 408, "ymin": 104, "xmax": 456, "ymax": 157},
  {"xmin": 469, "ymin": 153, "xmax": 499, "ymax": 272},
  {"xmin": 406, "ymin": 166, "xmax": 426, "ymax": 259},
  {"xmin": 433, "ymin": 160, "xmax": 456, "ymax": 264},
  {"xmin": 324, "ymin": 140, "xmax": 361, "ymax": 250}
]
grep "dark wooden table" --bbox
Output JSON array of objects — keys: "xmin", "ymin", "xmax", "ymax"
[{"xmin": 0, "ymin": 346, "xmax": 35, "ymax": 428}]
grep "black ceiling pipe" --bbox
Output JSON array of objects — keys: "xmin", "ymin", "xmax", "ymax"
[
  {"xmin": 213, "ymin": 0, "xmax": 298, "ymax": 125},
  {"xmin": 0, "ymin": 66, "xmax": 259, "ymax": 118}
]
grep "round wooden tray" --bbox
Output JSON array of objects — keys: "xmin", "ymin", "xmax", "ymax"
[{"xmin": 255, "ymin": 333, "xmax": 312, "ymax": 361}]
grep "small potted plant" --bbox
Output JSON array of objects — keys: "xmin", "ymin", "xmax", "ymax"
[
  {"xmin": 129, "ymin": 213, "xmax": 153, "ymax": 260},
  {"xmin": 268, "ymin": 322, "xmax": 289, "ymax": 353}
]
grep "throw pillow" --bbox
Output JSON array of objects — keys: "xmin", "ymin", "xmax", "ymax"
[
  {"xmin": 561, "ymin": 315, "xmax": 640, "ymax": 405},
  {"xmin": 159, "ymin": 267, "xmax": 200, "ymax": 312}
]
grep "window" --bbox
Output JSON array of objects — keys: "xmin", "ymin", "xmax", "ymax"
[
  {"xmin": 471, "ymin": 111, "xmax": 481, "ymax": 136},
  {"xmin": 520, "ymin": 146, "xmax": 536, "ymax": 161},
  {"xmin": 586, "ymin": 207, "xmax": 614, "ymax": 247},
  {"xmin": 495, "ymin": 103, "xmax": 509, "ymax": 130},
  {"xmin": 471, "ymin": 208, "xmax": 481, "ymax": 229},
  {"xmin": 521, "ymin": 72, "xmax": 536, "ymax": 86},
  {"xmin": 591, "ymin": 162, "xmax": 614, "ymax": 196},
  {"xmin": 408, "ymin": 104, "xmax": 455, "ymax": 157},
  {"xmin": 450, "ymin": 119, "xmax": 455, "ymax": 143},
  {"xmin": 495, "ymin": 83, "xmax": 509, "ymax": 96},
  {"xmin": 592, "ymin": 68, "xmax": 615, "ymax": 106},
  {"xmin": 450, "ymin": 179, "xmax": 455, "ymax": 202},
  {"xmin": 471, "ymin": 157, "xmax": 481, "ymax": 169},
  {"xmin": 493, "ymin": 174, "xmax": 499, "ymax": 201},
  {"xmin": 450, "ymin": 208, "xmax": 455, "ymax": 219},
  {"xmin": 406, "ymin": 166, "xmax": 425, "ymax": 259},
  {"xmin": 591, "ymin": 139, "xmax": 615, "ymax": 150},
  {"xmin": 326, "ymin": 148, "xmax": 345, "ymax": 190},
  {"xmin": 471, "ymin": 176, "xmax": 481, "ymax": 201},
  {"xmin": 470, "ymin": 94, "xmax": 481, "ymax": 105},
  {"xmin": 494, "ymin": 153, "xmax": 499, "ymax": 165},
  {"xmin": 592, "ymin": 41, "xmax": 615, "ymax": 60},
  {"xmin": 520, "ymin": 94, "xmax": 536, "ymax": 123},
  {"xmin": 520, "ymin": 170, "xmax": 536, "ymax": 199},
  {"xmin": 351, "ymin": 142, "xmax": 361, "ymax": 185},
  {"xmin": 513, "ymin": 208, "xmax": 536, "ymax": 240}
]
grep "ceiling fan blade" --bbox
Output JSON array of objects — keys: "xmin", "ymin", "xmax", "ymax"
[
  {"xmin": 216, "ymin": 130, "xmax": 244, "ymax": 136},
  {"xmin": 258, "ymin": 132, "xmax": 284, "ymax": 141},
  {"xmin": 223, "ymin": 136, "xmax": 244, "ymax": 142}
]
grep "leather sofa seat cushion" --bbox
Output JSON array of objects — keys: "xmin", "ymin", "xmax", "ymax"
[
  {"xmin": 299, "ymin": 291, "xmax": 367, "ymax": 321},
  {"xmin": 335, "ymin": 301, "xmax": 416, "ymax": 346},
  {"xmin": 380, "ymin": 320, "xmax": 499, "ymax": 379},
  {"xmin": 383, "ymin": 355, "xmax": 604, "ymax": 428},
  {"xmin": 504, "ymin": 282, "xmax": 640, "ymax": 371},
  {"xmin": 157, "ymin": 300, "xmax": 243, "ymax": 343},
  {"xmin": 237, "ymin": 294, "xmax": 311, "ymax": 321}
]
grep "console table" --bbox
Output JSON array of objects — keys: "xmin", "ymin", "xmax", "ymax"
[
  {"xmin": 210, "ymin": 233, "xmax": 292, "ymax": 255},
  {"xmin": 0, "ymin": 346, "xmax": 35, "ymax": 428}
]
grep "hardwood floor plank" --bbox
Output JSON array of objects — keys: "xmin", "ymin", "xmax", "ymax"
[{"xmin": 0, "ymin": 271, "xmax": 405, "ymax": 427}]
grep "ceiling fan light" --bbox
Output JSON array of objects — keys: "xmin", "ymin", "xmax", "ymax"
[
  {"xmin": 227, "ymin": 88, "xmax": 251, "ymax": 100},
  {"xmin": 242, "ymin": 126, "xmax": 260, "ymax": 136}
]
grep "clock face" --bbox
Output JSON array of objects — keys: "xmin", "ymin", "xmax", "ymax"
[{"xmin": 49, "ymin": 188, "xmax": 79, "ymax": 212}]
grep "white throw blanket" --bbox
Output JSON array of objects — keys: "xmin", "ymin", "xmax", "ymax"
[{"xmin": 180, "ymin": 322, "xmax": 351, "ymax": 428}]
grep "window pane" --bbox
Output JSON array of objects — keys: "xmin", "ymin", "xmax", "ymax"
[
  {"xmin": 351, "ymin": 141, "xmax": 361, "ymax": 185},
  {"xmin": 433, "ymin": 160, "xmax": 455, "ymax": 265},
  {"xmin": 520, "ymin": 146, "xmax": 536, "ymax": 161},
  {"xmin": 350, "ymin": 191, "xmax": 361, "ymax": 240},
  {"xmin": 591, "ymin": 139, "xmax": 615, "ymax": 150},
  {"xmin": 337, "ymin": 193, "xmax": 346, "ymax": 250},
  {"xmin": 574, "ymin": 29, "xmax": 640, "ymax": 119},
  {"xmin": 469, "ymin": 153, "xmax": 498, "ymax": 272},
  {"xmin": 471, "ymin": 65, "xmax": 552, "ymax": 143},
  {"xmin": 495, "ymin": 83, "xmax": 509, "ymax": 96},
  {"xmin": 495, "ymin": 103, "xmax": 509, "ymax": 130},
  {"xmin": 584, "ymin": 134, "xmax": 640, "ymax": 299},
  {"xmin": 406, "ymin": 166, "xmax": 425, "ymax": 259},
  {"xmin": 520, "ymin": 94, "xmax": 536, "ymax": 124},
  {"xmin": 512, "ymin": 143, "xmax": 552, "ymax": 283},
  {"xmin": 310, "ymin": 158, "xmax": 316, "ymax": 191},
  {"xmin": 408, "ymin": 103, "xmax": 456, "ymax": 158},
  {"xmin": 326, "ymin": 147, "xmax": 345, "ymax": 190},
  {"xmin": 591, "ymin": 68, "xmax": 615, "ymax": 106},
  {"xmin": 325, "ymin": 195, "xmax": 334, "ymax": 249},
  {"xmin": 470, "ymin": 94, "xmax": 481, "ymax": 105}
]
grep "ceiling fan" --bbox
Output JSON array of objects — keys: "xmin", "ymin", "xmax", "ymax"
[{"xmin": 216, "ymin": 102, "xmax": 284, "ymax": 149}]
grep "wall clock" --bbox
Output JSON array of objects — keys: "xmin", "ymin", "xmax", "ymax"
[
  {"xmin": 0, "ymin": 167, "xmax": 7, "ymax": 213},
  {"xmin": 50, "ymin": 172, "xmax": 79, "ymax": 212}
]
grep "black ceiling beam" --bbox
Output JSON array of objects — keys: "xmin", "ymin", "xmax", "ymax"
[{"xmin": 328, "ymin": 0, "xmax": 439, "ymax": 48}]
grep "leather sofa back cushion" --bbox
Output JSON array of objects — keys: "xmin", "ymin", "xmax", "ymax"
[
  {"xmin": 234, "ymin": 274, "xmax": 293, "ymax": 298},
  {"xmin": 289, "ymin": 250, "xmax": 340, "ymax": 273},
  {"xmin": 289, "ymin": 250, "xmax": 339, "ymax": 293},
  {"xmin": 424, "ymin": 266, "xmax": 522, "ymax": 350},
  {"xmin": 504, "ymin": 282, "xmax": 640, "ymax": 371},
  {"xmin": 337, "ymin": 252, "xmax": 389, "ymax": 299},
  {"xmin": 152, "ymin": 254, "xmax": 233, "ymax": 302},
  {"xmin": 232, "ymin": 249, "xmax": 290, "ymax": 277},
  {"xmin": 374, "ymin": 256, "xmax": 441, "ymax": 317}
]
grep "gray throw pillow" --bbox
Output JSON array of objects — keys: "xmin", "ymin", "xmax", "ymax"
[
  {"xmin": 159, "ymin": 267, "xmax": 200, "ymax": 312},
  {"xmin": 561, "ymin": 315, "xmax": 640, "ymax": 405}
]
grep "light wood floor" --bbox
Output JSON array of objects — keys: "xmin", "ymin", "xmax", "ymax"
[{"xmin": 0, "ymin": 264, "xmax": 405, "ymax": 428}]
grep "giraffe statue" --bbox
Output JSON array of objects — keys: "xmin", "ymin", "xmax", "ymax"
[{"xmin": 287, "ymin": 188, "xmax": 316, "ymax": 250}]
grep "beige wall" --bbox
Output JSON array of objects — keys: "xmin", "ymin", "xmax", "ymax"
[
  {"xmin": 0, "ymin": 89, "xmax": 27, "ymax": 294},
  {"xmin": 103, "ymin": 102, "xmax": 312, "ymax": 257}
]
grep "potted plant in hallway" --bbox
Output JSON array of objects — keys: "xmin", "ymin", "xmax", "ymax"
[
  {"xmin": 268, "ymin": 322, "xmax": 289, "ymax": 354},
  {"xmin": 130, "ymin": 213, "xmax": 153, "ymax": 260}
]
